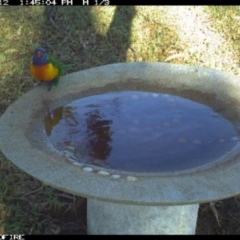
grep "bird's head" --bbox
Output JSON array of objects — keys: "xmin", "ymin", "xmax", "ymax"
[{"xmin": 32, "ymin": 47, "xmax": 49, "ymax": 66}]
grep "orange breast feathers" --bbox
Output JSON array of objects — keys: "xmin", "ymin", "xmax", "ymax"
[{"xmin": 30, "ymin": 63, "xmax": 59, "ymax": 82}]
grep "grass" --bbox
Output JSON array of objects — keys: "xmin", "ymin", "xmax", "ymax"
[{"xmin": 0, "ymin": 6, "xmax": 240, "ymax": 234}]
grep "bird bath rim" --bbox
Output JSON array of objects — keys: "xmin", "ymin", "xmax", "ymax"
[{"xmin": 1, "ymin": 62, "xmax": 240, "ymax": 206}]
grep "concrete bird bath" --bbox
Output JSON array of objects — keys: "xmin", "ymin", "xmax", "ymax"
[{"xmin": 1, "ymin": 62, "xmax": 240, "ymax": 234}]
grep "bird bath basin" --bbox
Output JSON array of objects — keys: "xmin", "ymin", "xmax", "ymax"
[{"xmin": 1, "ymin": 62, "xmax": 240, "ymax": 234}]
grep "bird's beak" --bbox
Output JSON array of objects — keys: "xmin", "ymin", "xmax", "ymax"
[{"xmin": 36, "ymin": 51, "xmax": 42, "ymax": 58}]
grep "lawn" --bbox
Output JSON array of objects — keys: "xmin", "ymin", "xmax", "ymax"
[{"xmin": 0, "ymin": 6, "xmax": 240, "ymax": 234}]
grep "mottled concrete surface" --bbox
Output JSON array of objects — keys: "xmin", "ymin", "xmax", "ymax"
[{"xmin": 1, "ymin": 62, "xmax": 240, "ymax": 206}]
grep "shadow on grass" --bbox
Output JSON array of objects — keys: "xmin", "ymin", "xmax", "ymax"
[
  {"xmin": 0, "ymin": 7, "xmax": 46, "ymax": 114},
  {"xmin": 39, "ymin": 6, "xmax": 136, "ymax": 234},
  {"xmin": 2, "ymin": 5, "xmax": 240, "ymax": 235},
  {"xmin": 0, "ymin": 6, "xmax": 136, "ymax": 235},
  {"xmin": 41, "ymin": 6, "xmax": 136, "ymax": 70}
]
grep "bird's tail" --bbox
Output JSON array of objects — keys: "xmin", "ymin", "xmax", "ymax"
[
  {"xmin": 61, "ymin": 64, "xmax": 75, "ymax": 73},
  {"xmin": 58, "ymin": 64, "xmax": 74, "ymax": 77},
  {"xmin": 49, "ymin": 56, "xmax": 74, "ymax": 74}
]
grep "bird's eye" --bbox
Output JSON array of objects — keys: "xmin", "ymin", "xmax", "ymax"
[{"xmin": 36, "ymin": 51, "xmax": 42, "ymax": 58}]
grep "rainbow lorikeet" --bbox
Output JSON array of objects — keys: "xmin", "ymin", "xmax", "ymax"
[{"xmin": 30, "ymin": 47, "xmax": 74, "ymax": 91}]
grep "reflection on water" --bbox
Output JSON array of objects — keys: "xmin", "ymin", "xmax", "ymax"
[
  {"xmin": 45, "ymin": 106, "xmax": 77, "ymax": 136},
  {"xmin": 44, "ymin": 91, "xmax": 239, "ymax": 173},
  {"xmin": 85, "ymin": 109, "xmax": 113, "ymax": 160}
]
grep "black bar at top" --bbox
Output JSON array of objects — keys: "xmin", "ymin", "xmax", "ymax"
[
  {"xmin": 3, "ymin": 0, "xmax": 232, "ymax": 5},
  {"xmin": 3, "ymin": 0, "xmax": 168, "ymax": 5},
  {"xmin": 3, "ymin": 0, "xmax": 132, "ymax": 5}
]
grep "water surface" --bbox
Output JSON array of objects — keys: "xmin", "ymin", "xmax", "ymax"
[{"xmin": 44, "ymin": 91, "xmax": 239, "ymax": 173}]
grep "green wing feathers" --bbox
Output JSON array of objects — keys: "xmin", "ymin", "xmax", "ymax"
[{"xmin": 48, "ymin": 56, "xmax": 74, "ymax": 86}]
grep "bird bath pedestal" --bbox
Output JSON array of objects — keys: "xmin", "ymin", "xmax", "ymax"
[{"xmin": 1, "ymin": 62, "xmax": 240, "ymax": 234}]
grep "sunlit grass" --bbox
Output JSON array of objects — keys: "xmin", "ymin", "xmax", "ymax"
[{"xmin": 0, "ymin": 5, "xmax": 239, "ymax": 234}]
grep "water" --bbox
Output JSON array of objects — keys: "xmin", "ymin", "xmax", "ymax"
[{"xmin": 44, "ymin": 91, "xmax": 239, "ymax": 173}]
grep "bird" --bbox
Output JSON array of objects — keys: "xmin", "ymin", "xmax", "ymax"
[{"xmin": 30, "ymin": 47, "xmax": 73, "ymax": 91}]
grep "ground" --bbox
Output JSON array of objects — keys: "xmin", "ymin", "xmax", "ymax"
[{"xmin": 0, "ymin": 6, "xmax": 240, "ymax": 234}]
